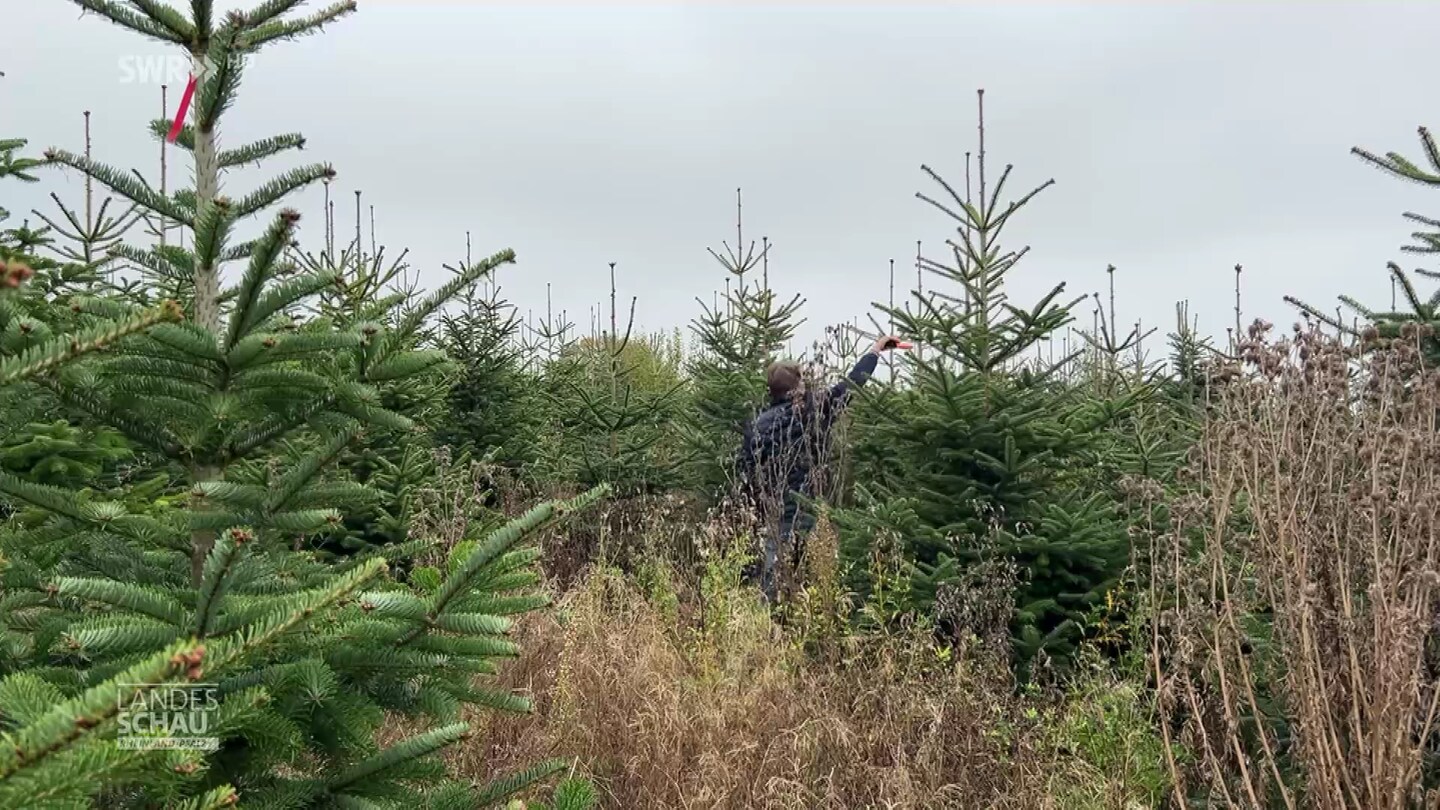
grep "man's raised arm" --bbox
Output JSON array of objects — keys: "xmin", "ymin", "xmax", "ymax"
[{"xmin": 825, "ymin": 335, "xmax": 908, "ymax": 407}]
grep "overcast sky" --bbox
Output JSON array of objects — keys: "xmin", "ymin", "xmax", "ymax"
[{"xmin": 3, "ymin": 2, "xmax": 1437, "ymax": 358}]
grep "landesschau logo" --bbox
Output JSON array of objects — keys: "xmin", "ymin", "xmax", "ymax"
[{"xmin": 115, "ymin": 684, "xmax": 220, "ymax": 751}]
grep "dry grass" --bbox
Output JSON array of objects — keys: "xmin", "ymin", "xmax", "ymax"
[
  {"xmin": 375, "ymin": 508, "xmax": 1171, "ymax": 809},
  {"xmin": 447, "ymin": 569, "xmax": 1046, "ymax": 809}
]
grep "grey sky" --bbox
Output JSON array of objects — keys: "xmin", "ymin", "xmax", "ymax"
[{"xmin": 3, "ymin": 2, "xmax": 1437, "ymax": 358}]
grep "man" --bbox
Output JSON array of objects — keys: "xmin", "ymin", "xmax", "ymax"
[{"xmin": 738, "ymin": 334, "xmax": 907, "ymax": 602}]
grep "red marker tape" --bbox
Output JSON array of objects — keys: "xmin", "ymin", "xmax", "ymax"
[{"xmin": 167, "ymin": 73, "xmax": 197, "ymax": 143}]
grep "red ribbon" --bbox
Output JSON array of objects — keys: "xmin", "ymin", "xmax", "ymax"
[{"xmin": 167, "ymin": 73, "xmax": 198, "ymax": 143}]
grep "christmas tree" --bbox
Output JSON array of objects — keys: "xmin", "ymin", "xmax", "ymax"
[
  {"xmin": 435, "ymin": 240, "xmax": 538, "ymax": 475},
  {"xmin": 836, "ymin": 91, "xmax": 1134, "ymax": 670},
  {"xmin": 0, "ymin": 3, "xmax": 603, "ymax": 807},
  {"xmin": 550, "ymin": 263, "xmax": 688, "ymax": 495},
  {"xmin": 686, "ymin": 190, "xmax": 804, "ymax": 500},
  {"xmin": 1287, "ymin": 125, "xmax": 1440, "ymax": 363}
]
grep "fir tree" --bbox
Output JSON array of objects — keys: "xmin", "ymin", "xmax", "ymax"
[
  {"xmin": 552, "ymin": 263, "xmax": 687, "ymax": 494},
  {"xmin": 295, "ymin": 190, "xmax": 460, "ymax": 557},
  {"xmin": 0, "ymin": 4, "xmax": 604, "ymax": 807},
  {"xmin": 686, "ymin": 190, "xmax": 804, "ymax": 499},
  {"xmin": 1, "ymin": 138, "xmax": 144, "ymax": 516},
  {"xmin": 30, "ymin": 112, "xmax": 142, "ymax": 291},
  {"xmin": 1287, "ymin": 125, "xmax": 1440, "ymax": 363},
  {"xmin": 836, "ymin": 91, "xmax": 1136, "ymax": 670},
  {"xmin": 435, "ymin": 244, "xmax": 537, "ymax": 474}
]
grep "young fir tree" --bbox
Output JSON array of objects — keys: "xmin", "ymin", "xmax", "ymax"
[
  {"xmin": 836, "ymin": 91, "xmax": 1136, "ymax": 670},
  {"xmin": 1287, "ymin": 125, "xmax": 1440, "ymax": 363},
  {"xmin": 686, "ymin": 190, "xmax": 804, "ymax": 499},
  {"xmin": 551, "ymin": 263, "xmax": 687, "ymax": 494},
  {"xmin": 31, "ymin": 112, "xmax": 143, "ymax": 293},
  {"xmin": 435, "ymin": 242, "xmax": 538, "ymax": 474},
  {"xmin": 519, "ymin": 287, "xmax": 580, "ymax": 488},
  {"xmin": 0, "ymin": 139, "xmax": 142, "ymax": 514},
  {"xmin": 294, "ymin": 188, "xmax": 454, "ymax": 557},
  {"xmin": 0, "ymin": 4, "xmax": 603, "ymax": 807}
]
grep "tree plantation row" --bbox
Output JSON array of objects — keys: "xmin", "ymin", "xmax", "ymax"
[{"xmin": 3, "ymin": 2, "xmax": 1440, "ymax": 808}]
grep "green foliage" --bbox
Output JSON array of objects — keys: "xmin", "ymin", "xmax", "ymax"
[
  {"xmin": 435, "ymin": 276, "xmax": 538, "ymax": 472},
  {"xmin": 834, "ymin": 96, "xmax": 1135, "ymax": 670},
  {"xmin": 0, "ymin": 138, "xmax": 43, "ymax": 237},
  {"xmin": 548, "ymin": 329, "xmax": 689, "ymax": 494},
  {"xmin": 0, "ymin": 421, "xmax": 131, "ymax": 489},
  {"xmin": 1287, "ymin": 125, "xmax": 1440, "ymax": 363},
  {"xmin": 0, "ymin": 3, "xmax": 606, "ymax": 807},
  {"xmin": 686, "ymin": 213, "xmax": 804, "ymax": 499}
]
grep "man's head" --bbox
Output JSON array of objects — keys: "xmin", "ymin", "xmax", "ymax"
[{"xmin": 766, "ymin": 360, "xmax": 804, "ymax": 404}]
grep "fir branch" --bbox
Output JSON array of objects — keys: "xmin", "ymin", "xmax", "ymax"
[
  {"xmin": 192, "ymin": 527, "xmax": 252, "ymax": 638},
  {"xmin": 168, "ymin": 787, "xmax": 241, "ymax": 810},
  {"xmin": 231, "ymin": 366, "xmax": 331, "ymax": 393},
  {"xmin": 0, "ymin": 472, "xmax": 105, "ymax": 525},
  {"xmin": 42, "ymin": 149, "xmax": 193, "ymax": 225},
  {"xmin": 240, "ymin": 1, "xmax": 357, "ymax": 50},
  {"xmin": 195, "ymin": 23, "xmax": 245, "ymax": 134},
  {"xmin": 472, "ymin": 759, "xmax": 569, "ymax": 807},
  {"xmin": 208, "ymin": 557, "xmax": 386, "ymax": 672},
  {"xmin": 227, "ymin": 331, "xmax": 361, "ymax": 369},
  {"xmin": 322, "ymin": 722, "xmax": 468, "ymax": 796},
  {"xmin": 0, "ymin": 138, "xmax": 44, "ymax": 183},
  {"xmin": 264, "ymin": 430, "xmax": 353, "ymax": 514},
  {"xmin": 190, "ymin": 198, "xmax": 235, "ymax": 279},
  {"xmin": 240, "ymin": 271, "xmax": 337, "ymax": 340},
  {"xmin": 65, "ymin": 0, "xmax": 189, "ymax": 44},
  {"xmin": 226, "ymin": 394, "xmax": 335, "ymax": 460},
  {"xmin": 364, "ymin": 349, "xmax": 449, "ymax": 383},
  {"xmin": 1353, "ymin": 128, "xmax": 1440, "ymax": 186},
  {"xmin": 192, "ymin": 0, "xmax": 212, "ymax": 35},
  {"xmin": 0, "ymin": 301, "xmax": 182, "ymax": 384},
  {"xmin": 144, "ymin": 322, "xmax": 224, "ymax": 365},
  {"xmin": 226, "ymin": 210, "xmax": 302, "ymax": 348},
  {"xmin": 244, "ymin": 0, "xmax": 308, "ymax": 27},
  {"xmin": 109, "ymin": 243, "xmax": 193, "ymax": 284},
  {"xmin": 398, "ymin": 486, "xmax": 608, "ymax": 646},
  {"xmin": 54, "ymin": 577, "xmax": 188, "ymax": 626},
  {"xmin": 127, "ymin": 0, "xmax": 197, "ymax": 41},
  {"xmin": 388, "ymin": 249, "xmax": 516, "ymax": 355},
  {"xmin": 233, "ymin": 164, "xmax": 336, "ymax": 219},
  {"xmin": 219, "ymin": 133, "xmax": 306, "ymax": 168},
  {"xmin": 41, "ymin": 375, "xmax": 187, "ymax": 458},
  {"xmin": 149, "ymin": 119, "xmax": 195, "ymax": 152},
  {"xmin": 334, "ymin": 398, "xmax": 415, "ymax": 433},
  {"xmin": 0, "ymin": 639, "xmax": 205, "ymax": 780}
]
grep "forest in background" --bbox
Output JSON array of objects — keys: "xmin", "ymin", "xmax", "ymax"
[{"xmin": 5, "ymin": 3, "xmax": 1440, "ymax": 809}]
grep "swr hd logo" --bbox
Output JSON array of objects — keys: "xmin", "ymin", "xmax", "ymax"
[{"xmin": 118, "ymin": 54, "xmax": 200, "ymax": 85}]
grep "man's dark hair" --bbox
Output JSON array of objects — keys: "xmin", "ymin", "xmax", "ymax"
[{"xmin": 766, "ymin": 360, "xmax": 803, "ymax": 403}]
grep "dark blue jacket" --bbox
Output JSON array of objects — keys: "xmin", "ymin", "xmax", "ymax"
[{"xmin": 738, "ymin": 352, "xmax": 880, "ymax": 530}]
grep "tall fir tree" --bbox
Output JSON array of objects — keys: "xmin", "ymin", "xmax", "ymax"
[
  {"xmin": 835, "ymin": 91, "xmax": 1137, "ymax": 671},
  {"xmin": 0, "ymin": 4, "xmax": 603, "ymax": 807},
  {"xmin": 686, "ymin": 190, "xmax": 804, "ymax": 500}
]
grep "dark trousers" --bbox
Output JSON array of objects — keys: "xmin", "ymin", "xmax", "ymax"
[{"xmin": 759, "ymin": 499, "xmax": 816, "ymax": 603}]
